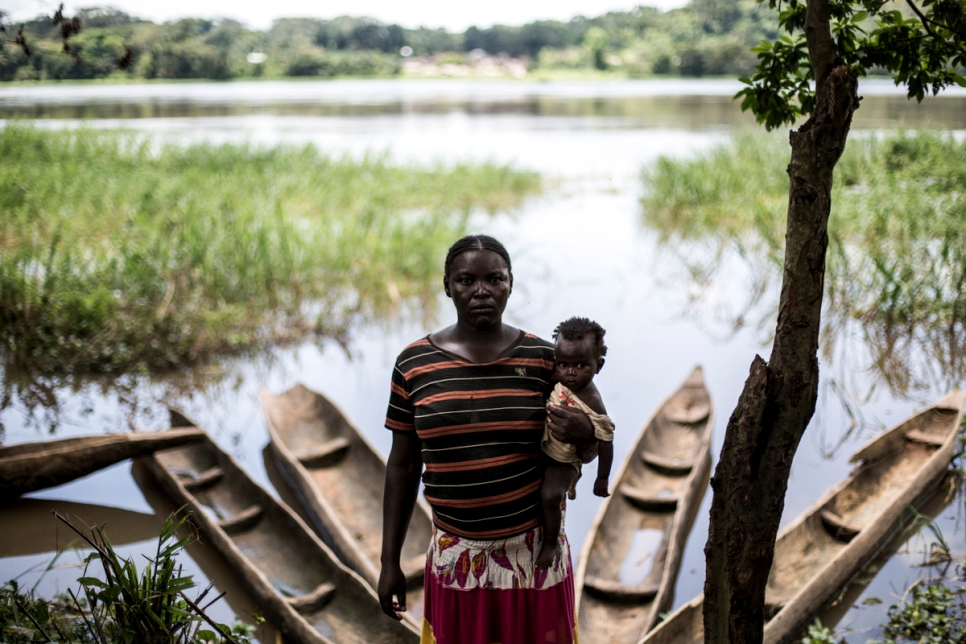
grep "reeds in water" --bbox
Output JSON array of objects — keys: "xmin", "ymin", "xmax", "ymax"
[
  {"xmin": 641, "ymin": 129, "xmax": 966, "ymax": 394},
  {"xmin": 0, "ymin": 125, "xmax": 541, "ymax": 373}
]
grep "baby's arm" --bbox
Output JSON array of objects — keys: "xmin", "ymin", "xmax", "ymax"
[{"xmin": 594, "ymin": 441, "xmax": 613, "ymax": 497}]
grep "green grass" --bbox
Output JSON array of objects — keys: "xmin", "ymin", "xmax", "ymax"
[
  {"xmin": 640, "ymin": 129, "xmax": 966, "ymax": 392},
  {"xmin": 1, "ymin": 512, "xmax": 257, "ymax": 643},
  {"xmin": 0, "ymin": 124, "xmax": 541, "ymax": 373}
]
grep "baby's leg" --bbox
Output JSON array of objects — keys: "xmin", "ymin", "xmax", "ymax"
[{"xmin": 536, "ymin": 462, "xmax": 579, "ymax": 569}]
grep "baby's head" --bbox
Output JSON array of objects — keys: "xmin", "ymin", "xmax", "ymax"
[{"xmin": 551, "ymin": 317, "xmax": 607, "ymax": 393}]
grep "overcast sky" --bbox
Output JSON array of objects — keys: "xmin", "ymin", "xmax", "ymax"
[{"xmin": 4, "ymin": 0, "xmax": 690, "ymax": 31}]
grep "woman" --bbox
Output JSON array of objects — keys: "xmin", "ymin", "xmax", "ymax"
[{"xmin": 378, "ymin": 235, "xmax": 594, "ymax": 644}]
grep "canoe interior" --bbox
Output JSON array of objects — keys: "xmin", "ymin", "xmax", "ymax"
[
  {"xmin": 765, "ymin": 405, "xmax": 960, "ymax": 610},
  {"xmin": 579, "ymin": 367, "xmax": 712, "ymax": 644},
  {"xmin": 263, "ymin": 385, "xmax": 433, "ymax": 617},
  {"xmin": 149, "ymin": 438, "xmax": 414, "ymax": 644}
]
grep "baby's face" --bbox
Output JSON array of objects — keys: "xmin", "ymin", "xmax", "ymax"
[{"xmin": 554, "ymin": 335, "xmax": 600, "ymax": 392}]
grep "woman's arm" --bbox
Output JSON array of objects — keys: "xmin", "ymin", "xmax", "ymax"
[
  {"xmin": 546, "ymin": 404, "xmax": 597, "ymax": 462},
  {"xmin": 378, "ymin": 431, "xmax": 423, "ymax": 621}
]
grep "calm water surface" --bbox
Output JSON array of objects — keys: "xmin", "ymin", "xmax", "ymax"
[{"xmin": 2, "ymin": 79, "xmax": 965, "ymax": 642}]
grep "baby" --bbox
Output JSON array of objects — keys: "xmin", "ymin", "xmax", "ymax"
[{"xmin": 536, "ymin": 316, "xmax": 614, "ymax": 570}]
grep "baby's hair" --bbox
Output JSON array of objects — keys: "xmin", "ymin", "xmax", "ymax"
[
  {"xmin": 444, "ymin": 235, "xmax": 512, "ymax": 280},
  {"xmin": 553, "ymin": 317, "xmax": 608, "ymax": 359}
]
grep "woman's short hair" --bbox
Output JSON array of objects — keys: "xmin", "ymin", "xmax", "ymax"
[
  {"xmin": 553, "ymin": 317, "xmax": 608, "ymax": 359},
  {"xmin": 443, "ymin": 235, "xmax": 512, "ymax": 280}
]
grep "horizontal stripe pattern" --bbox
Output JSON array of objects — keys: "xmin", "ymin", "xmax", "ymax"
[{"xmin": 386, "ymin": 332, "xmax": 554, "ymax": 539}]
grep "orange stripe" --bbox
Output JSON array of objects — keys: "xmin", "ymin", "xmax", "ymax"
[
  {"xmin": 425, "ymin": 480, "xmax": 541, "ymax": 509},
  {"xmin": 404, "ymin": 357, "xmax": 552, "ymax": 379},
  {"xmin": 390, "ymin": 382, "xmax": 409, "ymax": 400},
  {"xmin": 424, "ymin": 452, "xmax": 537, "ymax": 473},
  {"xmin": 418, "ymin": 420, "xmax": 542, "ymax": 439},
  {"xmin": 414, "ymin": 389, "xmax": 542, "ymax": 406},
  {"xmin": 404, "ymin": 360, "xmax": 467, "ymax": 379},
  {"xmin": 432, "ymin": 514, "xmax": 541, "ymax": 540},
  {"xmin": 385, "ymin": 418, "xmax": 414, "ymax": 432},
  {"xmin": 498, "ymin": 357, "xmax": 555, "ymax": 369},
  {"xmin": 404, "ymin": 338, "xmax": 431, "ymax": 350}
]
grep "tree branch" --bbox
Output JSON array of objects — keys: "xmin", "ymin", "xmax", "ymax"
[{"xmin": 805, "ymin": 0, "xmax": 836, "ymax": 89}]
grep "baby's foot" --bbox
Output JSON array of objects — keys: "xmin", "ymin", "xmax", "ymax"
[{"xmin": 535, "ymin": 541, "xmax": 556, "ymax": 569}]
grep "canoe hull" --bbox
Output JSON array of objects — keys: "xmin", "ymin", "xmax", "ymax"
[
  {"xmin": 642, "ymin": 390, "xmax": 966, "ymax": 644},
  {"xmin": 140, "ymin": 428, "xmax": 419, "ymax": 644},
  {"xmin": 0, "ymin": 429, "xmax": 205, "ymax": 500},
  {"xmin": 260, "ymin": 384, "xmax": 433, "ymax": 630},
  {"xmin": 576, "ymin": 366, "xmax": 713, "ymax": 644}
]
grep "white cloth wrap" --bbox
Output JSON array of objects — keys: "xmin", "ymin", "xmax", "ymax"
[{"xmin": 541, "ymin": 382, "xmax": 614, "ymax": 465}]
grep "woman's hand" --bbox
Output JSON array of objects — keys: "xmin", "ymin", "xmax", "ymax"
[
  {"xmin": 547, "ymin": 403, "xmax": 595, "ymax": 446},
  {"xmin": 377, "ymin": 564, "xmax": 407, "ymax": 621}
]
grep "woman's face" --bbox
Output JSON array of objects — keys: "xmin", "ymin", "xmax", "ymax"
[{"xmin": 445, "ymin": 250, "xmax": 512, "ymax": 329}]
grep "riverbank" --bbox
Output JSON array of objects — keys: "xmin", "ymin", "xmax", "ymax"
[{"xmin": 0, "ymin": 125, "xmax": 540, "ymax": 374}]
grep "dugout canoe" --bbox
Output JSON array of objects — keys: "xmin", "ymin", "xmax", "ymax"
[
  {"xmin": 139, "ymin": 416, "xmax": 419, "ymax": 644},
  {"xmin": 642, "ymin": 389, "xmax": 966, "ymax": 644},
  {"xmin": 259, "ymin": 384, "xmax": 433, "ymax": 630},
  {"xmin": 0, "ymin": 429, "xmax": 205, "ymax": 500},
  {"xmin": 0, "ymin": 499, "xmax": 162, "ymax": 557},
  {"xmin": 575, "ymin": 366, "xmax": 714, "ymax": 644}
]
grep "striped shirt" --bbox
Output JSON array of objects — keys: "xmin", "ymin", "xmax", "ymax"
[{"xmin": 385, "ymin": 332, "xmax": 555, "ymax": 539}]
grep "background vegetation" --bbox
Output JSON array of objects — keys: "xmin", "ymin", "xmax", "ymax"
[
  {"xmin": 0, "ymin": 1, "xmax": 780, "ymax": 81},
  {"xmin": 0, "ymin": 124, "xmax": 540, "ymax": 373}
]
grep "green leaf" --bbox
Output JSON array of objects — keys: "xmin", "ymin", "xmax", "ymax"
[{"xmin": 852, "ymin": 11, "xmax": 868, "ymax": 23}]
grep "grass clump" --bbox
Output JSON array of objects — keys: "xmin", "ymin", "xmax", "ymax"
[
  {"xmin": 1, "ymin": 512, "xmax": 257, "ymax": 643},
  {"xmin": 641, "ymin": 129, "xmax": 966, "ymax": 393},
  {"xmin": 0, "ymin": 124, "xmax": 541, "ymax": 373}
]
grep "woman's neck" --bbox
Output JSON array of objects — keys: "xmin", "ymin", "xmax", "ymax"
[{"xmin": 430, "ymin": 321, "xmax": 521, "ymax": 364}]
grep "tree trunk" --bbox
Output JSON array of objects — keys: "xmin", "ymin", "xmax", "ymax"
[{"xmin": 702, "ymin": 1, "xmax": 860, "ymax": 641}]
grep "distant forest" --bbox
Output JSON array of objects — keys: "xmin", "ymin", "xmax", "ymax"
[{"xmin": 0, "ymin": 0, "xmax": 782, "ymax": 81}]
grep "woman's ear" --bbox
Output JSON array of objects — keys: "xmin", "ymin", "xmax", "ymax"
[
  {"xmin": 443, "ymin": 276, "xmax": 452, "ymax": 298},
  {"xmin": 596, "ymin": 357, "xmax": 605, "ymax": 373}
]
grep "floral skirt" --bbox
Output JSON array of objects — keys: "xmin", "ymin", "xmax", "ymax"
[{"xmin": 420, "ymin": 521, "xmax": 579, "ymax": 644}]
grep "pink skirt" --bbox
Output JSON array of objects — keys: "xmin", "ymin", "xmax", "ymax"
[{"xmin": 420, "ymin": 522, "xmax": 579, "ymax": 644}]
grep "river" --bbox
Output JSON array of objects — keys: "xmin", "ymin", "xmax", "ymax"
[{"xmin": 2, "ymin": 78, "xmax": 965, "ymax": 642}]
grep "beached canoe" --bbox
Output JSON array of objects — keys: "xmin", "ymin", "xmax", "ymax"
[
  {"xmin": 259, "ymin": 384, "xmax": 433, "ymax": 628},
  {"xmin": 139, "ymin": 419, "xmax": 419, "ymax": 644},
  {"xmin": 0, "ymin": 429, "xmax": 205, "ymax": 500},
  {"xmin": 642, "ymin": 389, "xmax": 966, "ymax": 644},
  {"xmin": 575, "ymin": 366, "xmax": 713, "ymax": 644}
]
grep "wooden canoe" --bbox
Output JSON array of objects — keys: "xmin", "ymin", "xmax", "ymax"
[
  {"xmin": 0, "ymin": 499, "xmax": 162, "ymax": 557},
  {"xmin": 575, "ymin": 366, "xmax": 714, "ymax": 644},
  {"xmin": 139, "ymin": 420, "xmax": 419, "ymax": 644},
  {"xmin": 259, "ymin": 384, "xmax": 433, "ymax": 629},
  {"xmin": 642, "ymin": 389, "xmax": 966, "ymax": 644},
  {"xmin": 0, "ymin": 429, "xmax": 205, "ymax": 500}
]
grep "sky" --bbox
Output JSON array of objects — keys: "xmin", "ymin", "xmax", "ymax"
[{"xmin": 3, "ymin": 0, "xmax": 690, "ymax": 31}]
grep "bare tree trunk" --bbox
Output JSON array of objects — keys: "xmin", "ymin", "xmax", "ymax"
[{"xmin": 702, "ymin": 1, "xmax": 860, "ymax": 641}]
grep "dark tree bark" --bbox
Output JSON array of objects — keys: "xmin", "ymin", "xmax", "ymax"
[{"xmin": 702, "ymin": 1, "xmax": 860, "ymax": 641}]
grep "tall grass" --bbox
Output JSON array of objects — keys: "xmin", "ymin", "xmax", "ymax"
[
  {"xmin": 641, "ymin": 129, "xmax": 966, "ymax": 393},
  {"xmin": 0, "ymin": 124, "xmax": 541, "ymax": 373}
]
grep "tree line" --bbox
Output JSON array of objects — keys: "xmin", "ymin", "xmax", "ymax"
[{"xmin": 0, "ymin": 0, "xmax": 780, "ymax": 81}]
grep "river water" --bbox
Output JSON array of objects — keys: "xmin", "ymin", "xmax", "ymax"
[{"xmin": 2, "ymin": 78, "xmax": 966, "ymax": 642}]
